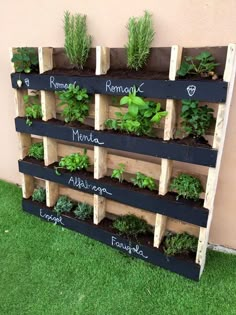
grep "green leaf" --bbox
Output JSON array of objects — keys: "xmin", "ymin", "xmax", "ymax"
[
  {"xmin": 128, "ymin": 104, "xmax": 139, "ymax": 117},
  {"xmin": 120, "ymin": 96, "xmax": 129, "ymax": 105}
]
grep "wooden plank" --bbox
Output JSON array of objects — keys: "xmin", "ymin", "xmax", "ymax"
[
  {"xmin": 38, "ymin": 47, "xmax": 53, "ymax": 73},
  {"xmin": 94, "ymin": 93, "xmax": 109, "ymax": 224},
  {"xmin": 94, "ymin": 146, "xmax": 107, "ymax": 179},
  {"xmin": 43, "ymin": 137, "xmax": 58, "ymax": 166},
  {"xmin": 57, "ymin": 143, "xmax": 94, "ymax": 162},
  {"xmin": 107, "ymin": 154, "xmax": 161, "ymax": 180},
  {"xmin": 21, "ymin": 174, "xmax": 34, "ymax": 198},
  {"xmin": 96, "ymin": 46, "xmax": 110, "ymax": 75},
  {"xmin": 46, "ymin": 181, "xmax": 59, "ymax": 207},
  {"xmin": 60, "ymin": 186, "xmax": 93, "ymax": 204},
  {"xmin": 154, "ymin": 45, "xmax": 183, "ymax": 248},
  {"xmin": 196, "ymin": 44, "xmax": 236, "ymax": 276},
  {"xmin": 18, "ymin": 133, "xmax": 31, "ymax": 159}
]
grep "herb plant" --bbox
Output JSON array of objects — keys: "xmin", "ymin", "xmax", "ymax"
[
  {"xmin": 170, "ymin": 173, "xmax": 203, "ymax": 201},
  {"xmin": 64, "ymin": 11, "xmax": 92, "ymax": 69},
  {"xmin": 11, "ymin": 47, "xmax": 39, "ymax": 73},
  {"xmin": 131, "ymin": 172, "xmax": 157, "ymax": 191},
  {"xmin": 163, "ymin": 233, "xmax": 198, "ymax": 256},
  {"xmin": 23, "ymin": 94, "xmax": 42, "ymax": 126},
  {"xmin": 180, "ymin": 99, "xmax": 214, "ymax": 138},
  {"xmin": 55, "ymin": 149, "xmax": 90, "ymax": 175},
  {"xmin": 177, "ymin": 51, "xmax": 219, "ymax": 79},
  {"xmin": 28, "ymin": 143, "xmax": 44, "ymax": 160},
  {"xmin": 113, "ymin": 214, "xmax": 150, "ymax": 237},
  {"xmin": 111, "ymin": 163, "xmax": 126, "ymax": 183},
  {"xmin": 126, "ymin": 11, "xmax": 155, "ymax": 70},
  {"xmin": 74, "ymin": 202, "xmax": 93, "ymax": 220},
  {"xmin": 105, "ymin": 87, "xmax": 167, "ymax": 136},
  {"xmin": 32, "ymin": 187, "xmax": 46, "ymax": 203},
  {"xmin": 54, "ymin": 196, "xmax": 73, "ymax": 216},
  {"xmin": 56, "ymin": 84, "xmax": 90, "ymax": 123}
]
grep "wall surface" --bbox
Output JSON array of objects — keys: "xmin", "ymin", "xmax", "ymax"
[{"xmin": 0, "ymin": 0, "xmax": 236, "ymax": 248}]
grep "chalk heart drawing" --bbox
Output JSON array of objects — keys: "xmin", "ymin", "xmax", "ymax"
[
  {"xmin": 24, "ymin": 78, "xmax": 30, "ymax": 87},
  {"xmin": 186, "ymin": 85, "xmax": 196, "ymax": 97}
]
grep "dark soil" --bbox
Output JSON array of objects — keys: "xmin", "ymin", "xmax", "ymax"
[
  {"xmin": 103, "ymin": 128, "xmax": 212, "ymax": 149},
  {"xmin": 43, "ymin": 68, "xmax": 95, "ymax": 76},
  {"xmin": 23, "ymin": 156, "xmax": 45, "ymax": 166},
  {"xmin": 104, "ymin": 69, "xmax": 168, "ymax": 80},
  {"xmin": 47, "ymin": 118, "xmax": 94, "ymax": 130},
  {"xmin": 172, "ymin": 135, "xmax": 211, "ymax": 148},
  {"xmin": 176, "ymin": 73, "xmax": 223, "ymax": 81},
  {"xmin": 99, "ymin": 176, "xmax": 204, "ymax": 209}
]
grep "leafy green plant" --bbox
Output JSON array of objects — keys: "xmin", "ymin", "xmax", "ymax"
[
  {"xmin": 126, "ymin": 11, "xmax": 155, "ymax": 70},
  {"xmin": 56, "ymin": 84, "xmax": 90, "ymax": 123},
  {"xmin": 23, "ymin": 94, "xmax": 42, "ymax": 126},
  {"xmin": 177, "ymin": 51, "xmax": 219, "ymax": 79},
  {"xmin": 131, "ymin": 172, "xmax": 157, "ymax": 191},
  {"xmin": 180, "ymin": 99, "xmax": 214, "ymax": 138},
  {"xmin": 111, "ymin": 163, "xmax": 126, "ymax": 183},
  {"xmin": 53, "ymin": 196, "xmax": 73, "ymax": 216},
  {"xmin": 163, "ymin": 233, "xmax": 198, "ymax": 256},
  {"xmin": 74, "ymin": 202, "xmax": 93, "ymax": 220},
  {"xmin": 32, "ymin": 187, "xmax": 46, "ymax": 203},
  {"xmin": 11, "ymin": 47, "xmax": 39, "ymax": 73},
  {"xmin": 113, "ymin": 214, "xmax": 150, "ymax": 237},
  {"xmin": 55, "ymin": 149, "xmax": 90, "ymax": 175},
  {"xmin": 28, "ymin": 143, "xmax": 44, "ymax": 160},
  {"xmin": 64, "ymin": 11, "xmax": 92, "ymax": 69},
  {"xmin": 105, "ymin": 87, "xmax": 167, "ymax": 136},
  {"xmin": 170, "ymin": 173, "xmax": 203, "ymax": 201}
]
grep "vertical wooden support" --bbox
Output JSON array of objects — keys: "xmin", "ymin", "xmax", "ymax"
[
  {"xmin": 96, "ymin": 46, "xmax": 110, "ymax": 75},
  {"xmin": 196, "ymin": 44, "xmax": 236, "ymax": 276},
  {"xmin": 10, "ymin": 48, "xmax": 34, "ymax": 198},
  {"xmin": 154, "ymin": 45, "xmax": 183, "ymax": 248},
  {"xmin": 94, "ymin": 94, "xmax": 109, "ymax": 224},
  {"xmin": 39, "ymin": 47, "xmax": 59, "ymax": 207}
]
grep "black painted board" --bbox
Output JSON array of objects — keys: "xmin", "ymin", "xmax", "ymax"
[
  {"xmin": 11, "ymin": 72, "xmax": 227, "ymax": 102},
  {"xmin": 22, "ymin": 198, "xmax": 200, "ymax": 281},
  {"xmin": 18, "ymin": 160, "xmax": 209, "ymax": 227},
  {"xmin": 15, "ymin": 117, "xmax": 217, "ymax": 167}
]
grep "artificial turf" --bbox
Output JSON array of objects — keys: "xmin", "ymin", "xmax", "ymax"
[{"xmin": 0, "ymin": 179, "xmax": 236, "ymax": 315}]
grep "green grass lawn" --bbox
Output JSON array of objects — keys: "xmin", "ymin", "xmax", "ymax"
[{"xmin": 0, "ymin": 179, "xmax": 236, "ymax": 315}]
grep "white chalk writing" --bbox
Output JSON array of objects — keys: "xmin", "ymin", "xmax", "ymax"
[
  {"xmin": 40, "ymin": 209, "xmax": 64, "ymax": 225},
  {"xmin": 68, "ymin": 176, "xmax": 112, "ymax": 196},
  {"xmin": 72, "ymin": 130, "xmax": 104, "ymax": 145},
  {"xmin": 111, "ymin": 236, "xmax": 148, "ymax": 259},
  {"xmin": 105, "ymin": 80, "xmax": 144, "ymax": 94},
  {"xmin": 50, "ymin": 76, "xmax": 77, "ymax": 90}
]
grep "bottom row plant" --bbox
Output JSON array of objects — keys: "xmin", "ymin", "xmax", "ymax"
[{"xmin": 31, "ymin": 187, "xmax": 198, "ymax": 259}]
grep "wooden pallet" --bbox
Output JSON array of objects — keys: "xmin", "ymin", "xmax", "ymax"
[{"xmin": 10, "ymin": 44, "xmax": 236, "ymax": 279}]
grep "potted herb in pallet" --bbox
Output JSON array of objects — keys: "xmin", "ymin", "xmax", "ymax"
[{"xmin": 22, "ymin": 193, "xmax": 201, "ymax": 280}]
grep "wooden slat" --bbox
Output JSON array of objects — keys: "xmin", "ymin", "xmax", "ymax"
[
  {"xmin": 196, "ymin": 44, "xmax": 236, "ymax": 276},
  {"xmin": 21, "ymin": 174, "xmax": 34, "ymax": 198},
  {"xmin": 93, "ymin": 93, "xmax": 109, "ymax": 224},
  {"xmin": 18, "ymin": 133, "xmax": 31, "ymax": 159},
  {"xmin": 96, "ymin": 46, "xmax": 110, "ymax": 75},
  {"xmin": 60, "ymin": 186, "xmax": 93, "ymax": 204},
  {"xmin": 46, "ymin": 181, "xmax": 59, "ymax": 207},
  {"xmin": 43, "ymin": 137, "xmax": 58, "ymax": 166},
  {"xmin": 154, "ymin": 45, "xmax": 183, "ymax": 248}
]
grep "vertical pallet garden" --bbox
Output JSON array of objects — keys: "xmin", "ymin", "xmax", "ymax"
[{"xmin": 11, "ymin": 43, "xmax": 236, "ymax": 280}]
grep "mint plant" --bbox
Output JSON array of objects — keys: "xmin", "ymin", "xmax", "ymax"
[
  {"xmin": 32, "ymin": 187, "xmax": 46, "ymax": 203},
  {"xmin": 23, "ymin": 94, "xmax": 42, "ymax": 126},
  {"xmin": 131, "ymin": 172, "xmax": 157, "ymax": 191},
  {"xmin": 11, "ymin": 47, "xmax": 39, "ymax": 73},
  {"xmin": 64, "ymin": 11, "xmax": 92, "ymax": 69},
  {"xmin": 111, "ymin": 163, "xmax": 126, "ymax": 183},
  {"xmin": 56, "ymin": 84, "xmax": 90, "ymax": 123},
  {"xmin": 74, "ymin": 202, "xmax": 93, "ymax": 220},
  {"xmin": 180, "ymin": 100, "xmax": 214, "ymax": 138},
  {"xmin": 28, "ymin": 143, "xmax": 44, "ymax": 160},
  {"xmin": 54, "ymin": 196, "xmax": 73, "ymax": 216},
  {"xmin": 170, "ymin": 173, "xmax": 203, "ymax": 201},
  {"xmin": 105, "ymin": 87, "xmax": 167, "ymax": 136},
  {"xmin": 177, "ymin": 51, "xmax": 219, "ymax": 79},
  {"xmin": 55, "ymin": 149, "xmax": 90, "ymax": 175},
  {"xmin": 164, "ymin": 233, "xmax": 198, "ymax": 256},
  {"xmin": 126, "ymin": 11, "xmax": 155, "ymax": 70},
  {"xmin": 113, "ymin": 214, "xmax": 150, "ymax": 238}
]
